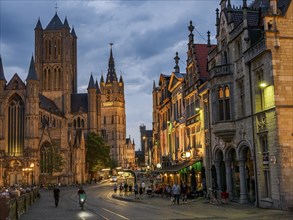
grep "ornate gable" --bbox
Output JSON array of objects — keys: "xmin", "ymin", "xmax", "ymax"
[
  {"xmin": 168, "ymin": 73, "xmax": 184, "ymax": 92},
  {"xmin": 6, "ymin": 73, "xmax": 26, "ymax": 90}
]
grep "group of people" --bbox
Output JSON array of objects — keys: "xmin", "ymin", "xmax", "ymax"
[
  {"xmin": 170, "ymin": 182, "xmax": 189, "ymax": 205},
  {"xmin": 113, "ymin": 180, "xmax": 190, "ymax": 204},
  {"xmin": 0, "ymin": 185, "xmax": 36, "ymax": 199}
]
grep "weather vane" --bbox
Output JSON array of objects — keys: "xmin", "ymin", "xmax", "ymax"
[
  {"xmin": 55, "ymin": 2, "xmax": 58, "ymax": 13},
  {"xmin": 109, "ymin": 42, "xmax": 114, "ymax": 49}
]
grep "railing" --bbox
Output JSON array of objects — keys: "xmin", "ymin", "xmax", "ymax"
[
  {"xmin": 210, "ymin": 64, "xmax": 232, "ymax": 78},
  {"xmin": 244, "ymin": 38, "xmax": 266, "ymax": 63},
  {"xmin": 0, "ymin": 188, "xmax": 39, "ymax": 220}
]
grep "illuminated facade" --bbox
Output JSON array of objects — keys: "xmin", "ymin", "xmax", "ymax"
[
  {"xmin": 0, "ymin": 13, "xmax": 134, "ymax": 187},
  {"xmin": 152, "ymin": 0, "xmax": 292, "ymax": 210}
]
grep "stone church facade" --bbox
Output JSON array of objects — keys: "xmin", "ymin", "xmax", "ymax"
[{"xmin": 0, "ymin": 13, "xmax": 135, "ymax": 187}]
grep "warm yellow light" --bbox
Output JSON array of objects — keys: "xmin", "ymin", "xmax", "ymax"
[
  {"xmin": 195, "ymin": 107, "xmax": 200, "ymax": 111},
  {"xmin": 259, "ymin": 82, "xmax": 267, "ymax": 88},
  {"xmin": 30, "ymin": 163, "xmax": 34, "ymax": 168}
]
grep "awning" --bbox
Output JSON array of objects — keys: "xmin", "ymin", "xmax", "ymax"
[{"xmin": 158, "ymin": 159, "xmax": 201, "ymax": 173}]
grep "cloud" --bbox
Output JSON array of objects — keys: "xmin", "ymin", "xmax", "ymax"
[{"xmin": 0, "ymin": 0, "xmax": 219, "ymax": 150}]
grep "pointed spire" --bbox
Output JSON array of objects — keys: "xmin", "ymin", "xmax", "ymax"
[
  {"xmin": 63, "ymin": 17, "xmax": 70, "ymax": 29},
  {"xmin": 100, "ymin": 74, "xmax": 104, "ymax": 83},
  {"xmin": 45, "ymin": 13, "xmax": 63, "ymax": 30},
  {"xmin": 0, "ymin": 56, "xmax": 7, "ymax": 82},
  {"xmin": 95, "ymin": 79, "xmax": 100, "ymax": 94},
  {"xmin": 207, "ymin": 31, "xmax": 211, "ymax": 48},
  {"xmin": 174, "ymin": 52, "xmax": 180, "ymax": 73},
  {"xmin": 26, "ymin": 55, "xmax": 39, "ymax": 81},
  {"xmin": 87, "ymin": 74, "xmax": 95, "ymax": 90},
  {"xmin": 71, "ymin": 27, "xmax": 77, "ymax": 38},
  {"xmin": 35, "ymin": 18, "xmax": 43, "ymax": 30},
  {"xmin": 216, "ymin": 8, "xmax": 220, "ymax": 36},
  {"xmin": 153, "ymin": 80, "xmax": 156, "ymax": 90},
  {"xmin": 119, "ymin": 74, "xmax": 123, "ymax": 83},
  {"xmin": 188, "ymin": 20, "xmax": 194, "ymax": 43},
  {"xmin": 106, "ymin": 43, "xmax": 118, "ymax": 82}
]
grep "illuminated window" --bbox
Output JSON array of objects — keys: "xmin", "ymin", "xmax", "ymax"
[
  {"xmin": 256, "ymin": 70, "xmax": 265, "ymax": 111},
  {"xmin": 218, "ymin": 86, "xmax": 231, "ymax": 121},
  {"xmin": 8, "ymin": 94, "xmax": 24, "ymax": 156}
]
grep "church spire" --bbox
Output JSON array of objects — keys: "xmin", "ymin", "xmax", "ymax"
[
  {"xmin": 35, "ymin": 18, "xmax": 43, "ymax": 30},
  {"xmin": 174, "ymin": 52, "xmax": 180, "ymax": 73},
  {"xmin": 87, "ymin": 74, "xmax": 95, "ymax": 89},
  {"xmin": 0, "ymin": 56, "xmax": 7, "ymax": 82},
  {"xmin": 26, "ymin": 55, "xmax": 39, "ymax": 81},
  {"xmin": 106, "ymin": 43, "xmax": 118, "ymax": 82}
]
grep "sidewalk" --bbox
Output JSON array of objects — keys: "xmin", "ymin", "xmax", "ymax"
[{"xmin": 112, "ymin": 191, "xmax": 293, "ymax": 219}]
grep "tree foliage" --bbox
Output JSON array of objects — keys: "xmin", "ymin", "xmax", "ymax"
[
  {"xmin": 86, "ymin": 132, "xmax": 112, "ymax": 173},
  {"xmin": 52, "ymin": 151, "xmax": 64, "ymax": 172}
]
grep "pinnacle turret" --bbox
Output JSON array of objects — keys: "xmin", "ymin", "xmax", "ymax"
[
  {"xmin": 0, "ymin": 56, "xmax": 7, "ymax": 82},
  {"xmin": 26, "ymin": 56, "xmax": 39, "ymax": 81},
  {"xmin": 87, "ymin": 74, "xmax": 95, "ymax": 89},
  {"xmin": 106, "ymin": 43, "xmax": 118, "ymax": 82}
]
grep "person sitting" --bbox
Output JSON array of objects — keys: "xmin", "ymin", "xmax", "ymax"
[{"xmin": 77, "ymin": 186, "xmax": 86, "ymax": 206}]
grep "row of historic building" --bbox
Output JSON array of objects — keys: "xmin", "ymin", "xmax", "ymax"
[
  {"xmin": 146, "ymin": 0, "xmax": 292, "ymax": 210},
  {"xmin": 0, "ymin": 12, "xmax": 136, "ymax": 188}
]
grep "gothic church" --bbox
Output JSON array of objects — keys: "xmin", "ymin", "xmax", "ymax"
[{"xmin": 0, "ymin": 12, "xmax": 135, "ymax": 187}]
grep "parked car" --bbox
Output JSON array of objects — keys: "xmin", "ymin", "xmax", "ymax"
[{"xmin": 109, "ymin": 176, "xmax": 117, "ymax": 182}]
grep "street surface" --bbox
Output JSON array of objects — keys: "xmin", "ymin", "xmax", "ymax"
[{"xmin": 20, "ymin": 181, "xmax": 292, "ymax": 220}]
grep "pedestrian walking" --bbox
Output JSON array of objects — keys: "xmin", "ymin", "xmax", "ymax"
[
  {"xmin": 181, "ymin": 182, "xmax": 188, "ymax": 203},
  {"xmin": 134, "ymin": 183, "xmax": 139, "ymax": 199},
  {"xmin": 113, "ymin": 183, "xmax": 117, "ymax": 193},
  {"xmin": 53, "ymin": 185, "xmax": 60, "ymax": 207},
  {"xmin": 172, "ymin": 182, "xmax": 181, "ymax": 205},
  {"xmin": 139, "ymin": 185, "xmax": 143, "ymax": 198},
  {"xmin": 141, "ymin": 181, "xmax": 145, "ymax": 194}
]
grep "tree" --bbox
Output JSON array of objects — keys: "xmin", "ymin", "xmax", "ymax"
[{"xmin": 86, "ymin": 132, "xmax": 112, "ymax": 177}]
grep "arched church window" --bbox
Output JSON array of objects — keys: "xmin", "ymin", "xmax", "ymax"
[
  {"xmin": 73, "ymin": 119, "xmax": 76, "ymax": 128},
  {"xmin": 40, "ymin": 142, "xmax": 53, "ymax": 174},
  {"xmin": 77, "ymin": 117, "xmax": 81, "ymax": 127},
  {"xmin": 8, "ymin": 94, "xmax": 25, "ymax": 156},
  {"xmin": 81, "ymin": 119, "xmax": 84, "ymax": 128}
]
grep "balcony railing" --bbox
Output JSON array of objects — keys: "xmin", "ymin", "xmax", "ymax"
[
  {"xmin": 210, "ymin": 64, "xmax": 232, "ymax": 78},
  {"xmin": 244, "ymin": 38, "xmax": 266, "ymax": 63}
]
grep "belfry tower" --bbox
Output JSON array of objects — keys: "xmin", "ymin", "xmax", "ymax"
[
  {"xmin": 34, "ymin": 12, "xmax": 77, "ymax": 115},
  {"xmin": 100, "ymin": 44, "xmax": 126, "ymax": 166}
]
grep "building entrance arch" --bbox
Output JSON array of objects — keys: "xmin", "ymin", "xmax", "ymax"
[{"xmin": 238, "ymin": 145, "xmax": 255, "ymax": 203}]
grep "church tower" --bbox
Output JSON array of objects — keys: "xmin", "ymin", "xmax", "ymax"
[
  {"xmin": 100, "ymin": 44, "xmax": 126, "ymax": 167},
  {"xmin": 34, "ymin": 13, "xmax": 77, "ymax": 115}
]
